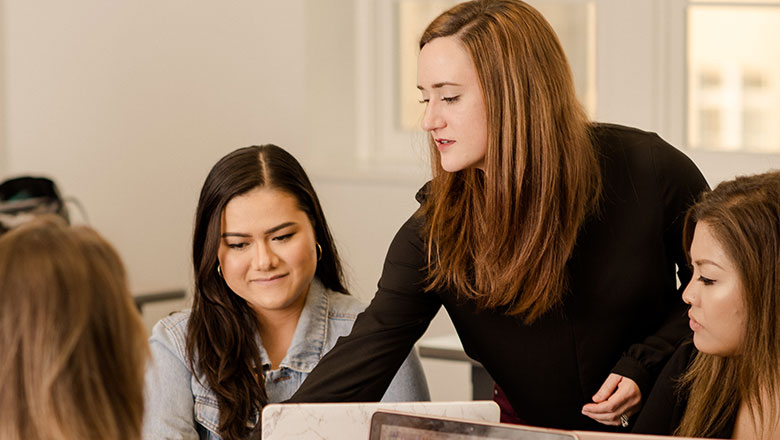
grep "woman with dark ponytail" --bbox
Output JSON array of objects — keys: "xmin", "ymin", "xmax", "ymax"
[{"xmin": 143, "ymin": 145, "xmax": 429, "ymax": 440}]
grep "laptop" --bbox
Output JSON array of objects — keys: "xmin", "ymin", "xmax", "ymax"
[
  {"xmin": 261, "ymin": 401, "xmax": 499, "ymax": 440},
  {"xmin": 572, "ymin": 431, "xmax": 700, "ymax": 440},
  {"xmin": 369, "ymin": 410, "xmax": 577, "ymax": 440},
  {"xmin": 369, "ymin": 411, "xmax": 706, "ymax": 440}
]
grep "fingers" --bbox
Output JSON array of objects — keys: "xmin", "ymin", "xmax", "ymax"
[
  {"xmin": 581, "ymin": 401, "xmax": 630, "ymax": 426},
  {"xmin": 582, "ymin": 375, "xmax": 642, "ymax": 427},
  {"xmin": 581, "ymin": 399, "xmax": 632, "ymax": 426},
  {"xmin": 591, "ymin": 373, "xmax": 621, "ymax": 403}
]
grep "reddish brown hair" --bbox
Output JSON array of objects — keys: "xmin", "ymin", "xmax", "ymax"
[{"xmin": 419, "ymin": 0, "xmax": 600, "ymax": 323}]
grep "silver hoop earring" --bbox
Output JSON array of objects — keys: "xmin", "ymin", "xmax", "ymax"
[{"xmin": 316, "ymin": 243, "xmax": 322, "ymax": 261}]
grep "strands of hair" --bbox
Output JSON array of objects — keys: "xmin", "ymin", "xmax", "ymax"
[
  {"xmin": 419, "ymin": 0, "xmax": 601, "ymax": 323},
  {"xmin": 0, "ymin": 216, "xmax": 148, "ymax": 440},
  {"xmin": 187, "ymin": 145, "xmax": 347, "ymax": 439},
  {"xmin": 677, "ymin": 171, "xmax": 780, "ymax": 439}
]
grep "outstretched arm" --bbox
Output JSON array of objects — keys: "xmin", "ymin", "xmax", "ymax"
[{"xmin": 288, "ymin": 214, "xmax": 441, "ymax": 402}]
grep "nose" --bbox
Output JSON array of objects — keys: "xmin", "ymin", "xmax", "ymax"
[
  {"xmin": 421, "ymin": 101, "xmax": 445, "ymax": 132},
  {"xmin": 252, "ymin": 242, "xmax": 278, "ymax": 270},
  {"xmin": 682, "ymin": 282, "xmax": 696, "ymax": 306}
]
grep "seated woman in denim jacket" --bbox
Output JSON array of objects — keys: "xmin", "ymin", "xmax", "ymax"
[
  {"xmin": 633, "ymin": 170, "xmax": 780, "ymax": 439},
  {"xmin": 143, "ymin": 145, "xmax": 430, "ymax": 440}
]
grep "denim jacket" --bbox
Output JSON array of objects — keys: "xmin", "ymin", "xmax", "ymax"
[{"xmin": 142, "ymin": 278, "xmax": 430, "ymax": 439}]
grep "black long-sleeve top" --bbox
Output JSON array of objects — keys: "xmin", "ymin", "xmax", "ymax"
[
  {"xmin": 288, "ymin": 123, "xmax": 709, "ymax": 431},
  {"xmin": 632, "ymin": 341, "xmax": 736, "ymax": 438}
]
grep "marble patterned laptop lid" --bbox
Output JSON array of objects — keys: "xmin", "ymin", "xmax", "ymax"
[{"xmin": 261, "ymin": 401, "xmax": 499, "ymax": 440}]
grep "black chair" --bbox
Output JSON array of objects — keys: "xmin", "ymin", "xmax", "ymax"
[{"xmin": 0, "ymin": 176, "xmax": 70, "ymax": 234}]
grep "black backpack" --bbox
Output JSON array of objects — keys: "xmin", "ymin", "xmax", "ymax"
[{"xmin": 0, "ymin": 176, "xmax": 70, "ymax": 235}]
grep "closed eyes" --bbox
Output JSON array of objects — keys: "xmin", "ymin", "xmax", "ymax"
[
  {"xmin": 272, "ymin": 233, "xmax": 294, "ymax": 242},
  {"xmin": 418, "ymin": 96, "xmax": 461, "ymax": 104}
]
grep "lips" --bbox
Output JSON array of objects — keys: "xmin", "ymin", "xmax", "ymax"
[
  {"xmin": 252, "ymin": 273, "xmax": 288, "ymax": 282},
  {"xmin": 688, "ymin": 311, "xmax": 703, "ymax": 331},
  {"xmin": 434, "ymin": 138, "xmax": 455, "ymax": 151}
]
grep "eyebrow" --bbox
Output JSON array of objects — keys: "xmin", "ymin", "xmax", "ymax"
[
  {"xmin": 221, "ymin": 222, "xmax": 297, "ymax": 238},
  {"xmin": 417, "ymin": 81, "xmax": 463, "ymax": 91},
  {"xmin": 693, "ymin": 259, "xmax": 725, "ymax": 271}
]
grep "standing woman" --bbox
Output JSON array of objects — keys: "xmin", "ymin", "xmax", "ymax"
[
  {"xmin": 143, "ymin": 145, "xmax": 429, "ymax": 440},
  {"xmin": 0, "ymin": 216, "xmax": 149, "ymax": 440},
  {"xmin": 288, "ymin": 0, "xmax": 709, "ymax": 431},
  {"xmin": 633, "ymin": 170, "xmax": 780, "ymax": 439}
]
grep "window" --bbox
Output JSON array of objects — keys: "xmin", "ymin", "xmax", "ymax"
[
  {"xmin": 687, "ymin": 1, "xmax": 780, "ymax": 152},
  {"xmin": 356, "ymin": 0, "xmax": 595, "ymax": 176},
  {"xmin": 321, "ymin": 0, "xmax": 780, "ymax": 184}
]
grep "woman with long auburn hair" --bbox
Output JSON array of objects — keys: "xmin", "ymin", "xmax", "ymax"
[
  {"xmin": 143, "ymin": 144, "xmax": 429, "ymax": 440},
  {"xmin": 288, "ymin": 0, "xmax": 709, "ymax": 431},
  {"xmin": 633, "ymin": 170, "xmax": 780, "ymax": 439},
  {"xmin": 0, "ymin": 215, "xmax": 149, "ymax": 440}
]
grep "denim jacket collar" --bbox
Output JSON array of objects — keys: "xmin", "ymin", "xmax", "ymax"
[{"xmin": 256, "ymin": 278, "xmax": 329, "ymax": 374}]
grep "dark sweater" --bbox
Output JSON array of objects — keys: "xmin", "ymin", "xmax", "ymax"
[
  {"xmin": 632, "ymin": 341, "xmax": 736, "ymax": 438},
  {"xmin": 288, "ymin": 123, "xmax": 709, "ymax": 431}
]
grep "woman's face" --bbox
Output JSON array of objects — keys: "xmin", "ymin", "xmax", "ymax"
[
  {"xmin": 417, "ymin": 36, "xmax": 488, "ymax": 172},
  {"xmin": 217, "ymin": 187, "xmax": 317, "ymax": 322},
  {"xmin": 682, "ymin": 221, "xmax": 746, "ymax": 356}
]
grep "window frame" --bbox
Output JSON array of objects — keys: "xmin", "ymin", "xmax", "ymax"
[{"xmin": 345, "ymin": 0, "xmax": 780, "ymax": 185}]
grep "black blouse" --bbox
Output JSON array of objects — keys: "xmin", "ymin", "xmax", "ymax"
[
  {"xmin": 288, "ymin": 123, "xmax": 709, "ymax": 431},
  {"xmin": 633, "ymin": 341, "xmax": 736, "ymax": 438}
]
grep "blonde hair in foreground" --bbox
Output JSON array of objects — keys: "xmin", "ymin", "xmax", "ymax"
[
  {"xmin": 0, "ymin": 215, "xmax": 149, "ymax": 440},
  {"xmin": 677, "ymin": 170, "xmax": 780, "ymax": 439}
]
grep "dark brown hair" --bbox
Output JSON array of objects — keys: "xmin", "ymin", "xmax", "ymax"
[
  {"xmin": 419, "ymin": 0, "xmax": 601, "ymax": 323},
  {"xmin": 0, "ymin": 215, "xmax": 148, "ymax": 440},
  {"xmin": 187, "ymin": 144, "xmax": 347, "ymax": 439},
  {"xmin": 677, "ymin": 170, "xmax": 780, "ymax": 438}
]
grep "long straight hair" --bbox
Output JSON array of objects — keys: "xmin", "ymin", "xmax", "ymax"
[
  {"xmin": 0, "ymin": 215, "xmax": 148, "ymax": 440},
  {"xmin": 677, "ymin": 171, "xmax": 780, "ymax": 438},
  {"xmin": 187, "ymin": 144, "xmax": 347, "ymax": 440},
  {"xmin": 419, "ymin": 0, "xmax": 601, "ymax": 323}
]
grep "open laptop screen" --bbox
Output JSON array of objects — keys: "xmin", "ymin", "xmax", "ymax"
[{"xmin": 370, "ymin": 411, "xmax": 579, "ymax": 440}]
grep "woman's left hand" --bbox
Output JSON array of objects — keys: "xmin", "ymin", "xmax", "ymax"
[{"xmin": 581, "ymin": 373, "xmax": 641, "ymax": 427}]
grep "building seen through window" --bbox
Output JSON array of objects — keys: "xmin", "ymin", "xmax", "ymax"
[{"xmin": 688, "ymin": 1, "xmax": 780, "ymax": 153}]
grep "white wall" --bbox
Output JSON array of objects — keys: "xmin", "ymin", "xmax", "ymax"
[
  {"xmin": 0, "ymin": 1, "xmax": 7, "ymax": 176},
  {"xmin": 1, "ymin": 0, "xmax": 307, "ymax": 295}
]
